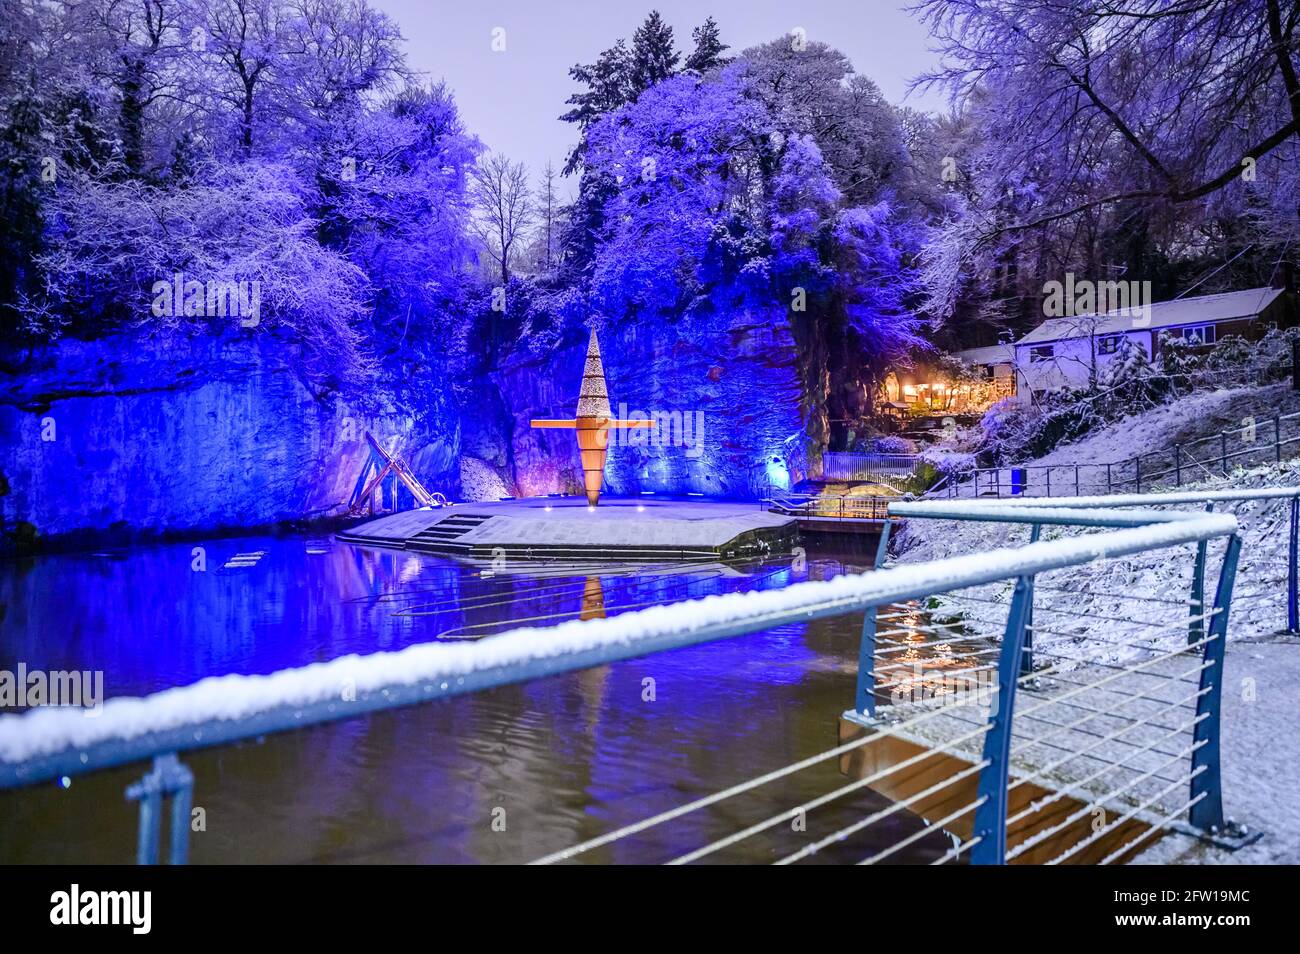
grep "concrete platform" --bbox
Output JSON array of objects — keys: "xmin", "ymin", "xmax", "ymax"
[{"xmin": 336, "ymin": 496, "xmax": 799, "ymax": 561}]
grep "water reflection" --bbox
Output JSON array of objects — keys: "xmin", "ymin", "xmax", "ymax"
[{"xmin": 0, "ymin": 534, "xmax": 958, "ymax": 863}]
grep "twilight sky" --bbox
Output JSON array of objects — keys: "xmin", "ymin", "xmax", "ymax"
[{"xmin": 372, "ymin": 1, "xmax": 945, "ymax": 199}]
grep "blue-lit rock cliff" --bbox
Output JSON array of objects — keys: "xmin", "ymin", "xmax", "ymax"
[
  {"xmin": 0, "ymin": 331, "xmax": 461, "ymax": 551},
  {"xmin": 476, "ymin": 304, "xmax": 821, "ymax": 500}
]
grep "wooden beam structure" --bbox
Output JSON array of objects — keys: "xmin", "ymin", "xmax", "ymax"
[
  {"xmin": 530, "ymin": 330, "xmax": 652, "ymax": 506},
  {"xmin": 348, "ymin": 432, "xmax": 441, "ymax": 515}
]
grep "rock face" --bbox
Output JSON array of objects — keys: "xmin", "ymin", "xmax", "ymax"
[
  {"xmin": 0, "ymin": 331, "xmax": 460, "ymax": 551},
  {"xmin": 492, "ymin": 304, "xmax": 816, "ymax": 500},
  {"xmin": 0, "ymin": 302, "xmax": 820, "ymax": 550}
]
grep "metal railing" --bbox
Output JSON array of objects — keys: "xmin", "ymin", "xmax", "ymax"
[
  {"xmin": 942, "ymin": 409, "xmax": 1300, "ymax": 499},
  {"xmin": 769, "ymin": 493, "xmax": 892, "ymax": 521},
  {"xmin": 823, "ymin": 452, "xmax": 920, "ymax": 482},
  {"xmin": 3, "ymin": 489, "xmax": 1296, "ymax": 863}
]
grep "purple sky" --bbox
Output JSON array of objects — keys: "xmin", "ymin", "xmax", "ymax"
[{"xmin": 372, "ymin": 1, "xmax": 944, "ymax": 198}]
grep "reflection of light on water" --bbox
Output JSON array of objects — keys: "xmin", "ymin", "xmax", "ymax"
[
  {"xmin": 0, "ymin": 542, "xmax": 961, "ymax": 864},
  {"xmin": 888, "ymin": 605, "xmax": 983, "ymax": 701},
  {"xmin": 399, "ymin": 557, "xmax": 424, "ymax": 583}
]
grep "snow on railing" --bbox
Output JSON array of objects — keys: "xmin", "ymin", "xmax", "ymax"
[{"xmin": 5, "ymin": 490, "xmax": 1295, "ymax": 864}]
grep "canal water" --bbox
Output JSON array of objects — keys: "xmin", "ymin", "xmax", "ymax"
[{"xmin": 0, "ymin": 532, "xmax": 956, "ymax": 864}]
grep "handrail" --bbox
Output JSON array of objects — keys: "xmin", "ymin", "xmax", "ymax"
[
  {"xmin": 881, "ymin": 488, "xmax": 1300, "ymax": 860},
  {"xmin": 822, "ymin": 451, "xmax": 921, "ymax": 483},
  {"xmin": 7, "ymin": 488, "xmax": 1296, "ymax": 864},
  {"xmin": 769, "ymin": 494, "xmax": 894, "ymax": 520},
  {"xmin": 942, "ymin": 408, "xmax": 1300, "ymax": 499},
  {"xmin": 0, "ymin": 503, "xmax": 1238, "ymax": 789}
]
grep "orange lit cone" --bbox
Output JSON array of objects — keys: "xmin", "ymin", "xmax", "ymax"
[{"xmin": 530, "ymin": 330, "xmax": 652, "ymax": 506}]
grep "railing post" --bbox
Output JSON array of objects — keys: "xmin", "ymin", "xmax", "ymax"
[
  {"xmin": 1021, "ymin": 525, "xmax": 1041, "ymax": 676},
  {"xmin": 971, "ymin": 575, "xmax": 1034, "ymax": 865},
  {"xmin": 1275, "ymin": 415, "xmax": 1282, "ymax": 464},
  {"xmin": 1175, "ymin": 445, "xmax": 1182, "ymax": 486},
  {"xmin": 1189, "ymin": 503, "xmax": 1212, "ymax": 646},
  {"xmin": 1221, "ymin": 432, "xmax": 1228, "ymax": 476},
  {"xmin": 1106, "ymin": 462, "xmax": 1112, "ymax": 494},
  {"xmin": 1134, "ymin": 456, "xmax": 1141, "ymax": 493},
  {"xmin": 1074, "ymin": 465, "xmax": 1080, "ymax": 496},
  {"xmin": 1189, "ymin": 534, "xmax": 1241, "ymax": 835},
  {"xmin": 875, "ymin": 516, "xmax": 893, "ymax": 568},
  {"xmin": 130, "ymin": 772, "xmax": 162, "ymax": 866},
  {"xmin": 1288, "ymin": 497, "xmax": 1299, "ymax": 635},
  {"xmin": 126, "ymin": 753, "xmax": 195, "ymax": 865},
  {"xmin": 854, "ymin": 606, "xmax": 879, "ymax": 718}
]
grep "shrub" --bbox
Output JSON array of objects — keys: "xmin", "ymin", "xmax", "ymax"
[{"xmin": 872, "ymin": 435, "xmax": 917, "ymax": 454}]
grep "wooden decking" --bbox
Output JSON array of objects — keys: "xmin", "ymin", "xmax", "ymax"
[{"xmin": 837, "ymin": 717, "xmax": 1154, "ymax": 865}]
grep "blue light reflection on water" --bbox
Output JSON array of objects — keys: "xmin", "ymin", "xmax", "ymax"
[{"xmin": 0, "ymin": 533, "xmax": 949, "ymax": 863}]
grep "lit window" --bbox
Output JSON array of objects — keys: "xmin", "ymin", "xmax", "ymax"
[
  {"xmin": 1029, "ymin": 345, "xmax": 1054, "ymax": 362},
  {"xmin": 1098, "ymin": 334, "xmax": 1122, "ymax": 355},
  {"xmin": 1177, "ymin": 324, "xmax": 1216, "ymax": 345}
]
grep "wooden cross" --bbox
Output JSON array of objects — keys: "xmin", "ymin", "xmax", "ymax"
[{"xmin": 531, "ymin": 330, "xmax": 652, "ymax": 506}]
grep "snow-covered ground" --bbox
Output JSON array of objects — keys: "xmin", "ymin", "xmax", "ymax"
[
  {"xmin": 940, "ymin": 383, "xmax": 1300, "ymax": 498},
  {"xmin": 1031, "ymin": 384, "xmax": 1300, "ymax": 472},
  {"xmin": 895, "ymin": 459, "xmax": 1300, "ymax": 863}
]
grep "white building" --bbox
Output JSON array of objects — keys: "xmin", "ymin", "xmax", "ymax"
[{"xmin": 1014, "ymin": 285, "xmax": 1293, "ymax": 398}]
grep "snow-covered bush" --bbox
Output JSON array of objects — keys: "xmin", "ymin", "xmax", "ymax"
[
  {"xmin": 1159, "ymin": 333, "xmax": 1204, "ymax": 378},
  {"xmin": 1098, "ymin": 335, "xmax": 1155, "ymax": 389},
  {"xmin": 977, "ymin": 398, "xmax": 1044, "ymax": 463},
  {"xmin": 918, "ymin": 447, "xmax": 976, "ymax": 480},
  {"xmin": 873, "ymin": 435, "xmax": 917, "ymax": 454},
  {"xmin": 1206, "ymin": 334, "xmax": 1252, "ymax": 370}
]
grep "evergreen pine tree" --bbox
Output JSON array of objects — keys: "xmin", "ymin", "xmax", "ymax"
[
  {"xmin": 684, "ymin": 17, "xmax": 730, "ymax": 73},
  {"xmin": 629, "ymin": 11, "xmax": 680, "ymax": 95},
  {"xmin": 560, "ymin": 39, "xmax": 634, "ymax": 174}
]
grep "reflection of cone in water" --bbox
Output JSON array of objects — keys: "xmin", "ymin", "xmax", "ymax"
[
  {"xmin": 578, "ymin": 576, "xmax": 606, "ymax": 621},
  {"xmin": 529, "ymin": 329, "xmax": 653, "ymax": 506}
]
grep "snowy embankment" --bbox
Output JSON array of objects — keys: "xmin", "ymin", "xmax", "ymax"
[
  {"xmin": 895, "ymin": 459, "xmax": 1300, "ymax": 863},
  {"xmin": 942, "ymin": 383, "xmax": 1300, "ymax": 498},
  {"xmin": 1032, "ymin": 383, "xmax": 1300, "ymax": 471},
  {"xmin": 902, "ymin": 459, "xmax": 1300, "ymax": 648}
]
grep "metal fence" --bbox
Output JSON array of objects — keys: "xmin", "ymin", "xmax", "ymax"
[
  {"xmin": 941, "ymin": 409, "xmax": 1300, "ymax": 499},
  {"xmin": 2, "ymin": 489, "xmax": 1295, "ymax": 864},
  {"xmin": 823, "ymin": 452, "xmax": 920, "ymax": 483},
  {"xmin": 769, "ymin": 493, "xmax": 892, "ymax": 521}
]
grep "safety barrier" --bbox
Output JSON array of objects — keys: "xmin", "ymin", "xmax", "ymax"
[
  {"xmin": 769, "ymin": 493, "xmax": 892, "ymax": 521},
  {"xmin": 942, "ymin": 410, "xmax": 1300, "ymax": 499},
  {"xmin": 2, "ymin": 489, "xmax": 1294, "ymax": 863},
  {"xmin": 822, "ymin": 452, "xmax": 920, "ymax": 483}
]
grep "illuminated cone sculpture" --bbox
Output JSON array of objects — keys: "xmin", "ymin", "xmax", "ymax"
[{"xmin": 530, "ymin": 330, "xmax": 653, "ymax": 506}]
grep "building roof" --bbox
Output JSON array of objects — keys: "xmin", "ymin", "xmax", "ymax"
[
  {"xmin": 952, "ymin": 344, "xmax": 1014, "ymax": 366},
  {"xmin": 1016, "ymin": 286, "xmax": 1284, "ymax": 347}
]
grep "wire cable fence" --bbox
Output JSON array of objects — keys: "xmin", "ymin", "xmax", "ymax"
[
  {"xmin": 3, "ymin": 491, "xmax": 1293, "ymax": 864},
  {"xmin": 941, "ymin": 409, "xmax": 1300, "ymax": 499}
]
